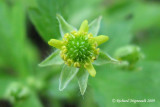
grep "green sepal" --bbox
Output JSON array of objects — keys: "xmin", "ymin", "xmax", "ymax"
[
  {"xmin": 77, "ymin": 68, "xmax": 89, "ymax": 95},
  {"xmin": 93, "ymin": 51, "xmax": 119, "ymax": 65},
  {"xmin": 59, "ymin": 64, "xmax": 79, "ymax": 91},
  {"xmin": 89, "ymin": 16, "xmax": 102, "ymax": 37},
  {"xmin": 39, "ymin": 50, "xmax": 63, "ymax": 67},
  {"xmin": 56, "ymin": 14, "xmax": 77, "ymax": 37}
]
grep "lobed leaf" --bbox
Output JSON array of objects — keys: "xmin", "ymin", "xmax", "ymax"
[{"xmin": 28, "ymin": 0, "xmax": 70, "ymax": 42}]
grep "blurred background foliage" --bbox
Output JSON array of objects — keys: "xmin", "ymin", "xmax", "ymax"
[{"xmin": 0, "ymin": 0, "xmax": 160, "ymax": 107}]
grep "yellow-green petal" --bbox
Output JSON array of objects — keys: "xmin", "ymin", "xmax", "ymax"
[
  {"xmin": 78, "ymin": 20, "xmax": 89, "ymax": 33},
  {"xmin": 48, "ymin": 39, "xmax": 64, "ymax": 49},
  {"xmin": 93, "ymin": 35, "xmax": 109, "ymax": 46},
  {"xmin": 84, "ymin": 63, "xmax": 96, "ymax": 77}
]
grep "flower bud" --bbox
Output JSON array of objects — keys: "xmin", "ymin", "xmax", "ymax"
[
  {"xmin": 5, "ymin": 82, "xmax": 30, "ymax": 103},
  {"xmin": 114, "ymin": 45, "xmax": 143, "ymax": 70}
]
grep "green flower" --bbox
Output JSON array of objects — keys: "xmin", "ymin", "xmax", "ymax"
[{"xmin": 39, "ymin": 14, "xmax": 117, "ymax": 95}]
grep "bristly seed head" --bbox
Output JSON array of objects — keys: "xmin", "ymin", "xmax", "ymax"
[{"xmin": 60, "ymin": 31, "xmax": 99, "ymax": 68}]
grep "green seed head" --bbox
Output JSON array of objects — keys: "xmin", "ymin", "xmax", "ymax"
[{"xmin": 61, "ymin": 31, "xmax": 99, "ymax": 68}]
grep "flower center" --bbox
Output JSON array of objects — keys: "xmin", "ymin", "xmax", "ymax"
[{"xmin": 60, "ymin": 31, "xmax": 99, "ymax": 68}]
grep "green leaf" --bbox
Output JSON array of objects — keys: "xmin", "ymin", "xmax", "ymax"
[
  {"xmin": 0, "ymin": 77, "xmax": 17, "ymax": 98},
  {"xmin": 77, "ymin": 68, "xmax": 89, "ymax": 95},
  {"xmin": 90, "ymin": 62, "xmax": 160, "ymax": 107},
  {"xmin": 59, "ymin": 64, "xmax": 78, "ymax": 91},
  {"xmin": 57, "ymin": 14, "xmax": 77, "ymax": 37},
  {"xmin": 47, "ymin": 76, "xmax": 77, "ymax": 99},
  {"xmin": 93, "ymin": 51, "xmax": 118, "ymax": 65},
  {"xmin": 0, "ymin": 0, "xmax": 30, "ymax": 76},
  {"xmin": 15, "ymin": 92, "xmax": 43, "ymax": 107},
  {"xmin": 28, "ymin": 0, "xmax": 69, "ymax": 42},
  {"xmin": 101, "ymin": 16, "xmax": 132, "ymax": 55},
  {"xmin": 39, "ymin": 50, "xmax": 63, "ymax": 67},
  {"xmin": 132, "ymin": 2, "xmax": 160, "ymax": 32},
  {"xmin": 89, "ymin": 16, "xmax": 102, "ymax": 36}
]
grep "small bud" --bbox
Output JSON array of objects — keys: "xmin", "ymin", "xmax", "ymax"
[
  {"xmin": 62, "ymin": 46, "xmax": 66, "ymax": 50},
  {"xmin": 95, "ymin": 48, "xmax": 100, "ymax": 55},
  {"xmin": 114, "ymin": 45, "xmax": 143, "ymax": 70},
  {"xmin": 5, "ymin": 82, "xmax": 30, "ymax": 103},
  {"xmin": 92, "ymin": 56, "xmax": 96, "ymax": 60},
  {"xmin": 67, "ymin": 59, "xmax": 73, "ymax": 66},
  {"xmin": 88, "ymin": 33, "xmax": 93, "ymax": 38},
  {"xmin": 64, "ymin": 33, "xmax": 69, "ymax": 38},
  {"xmin": 63, "ymin": 49, "xmax": 67, "ymax": 53},
  {"xmin": 84, "ymin": 63, "xmax": 89, "ymax": 68},
  {"xmin": 63, "ymin": 55, "xmax": 67, "ymax": 61},
  {"xmin": 71, "ymin": 31, "xmax": 76, "ymax": 35},
  {"xmin": 60, "ymin": 52, "xmax": 64, "ymax": 59},
  {"xmin": 74, "ymin": 62, "xmax": 81, "ymax": 68}
]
